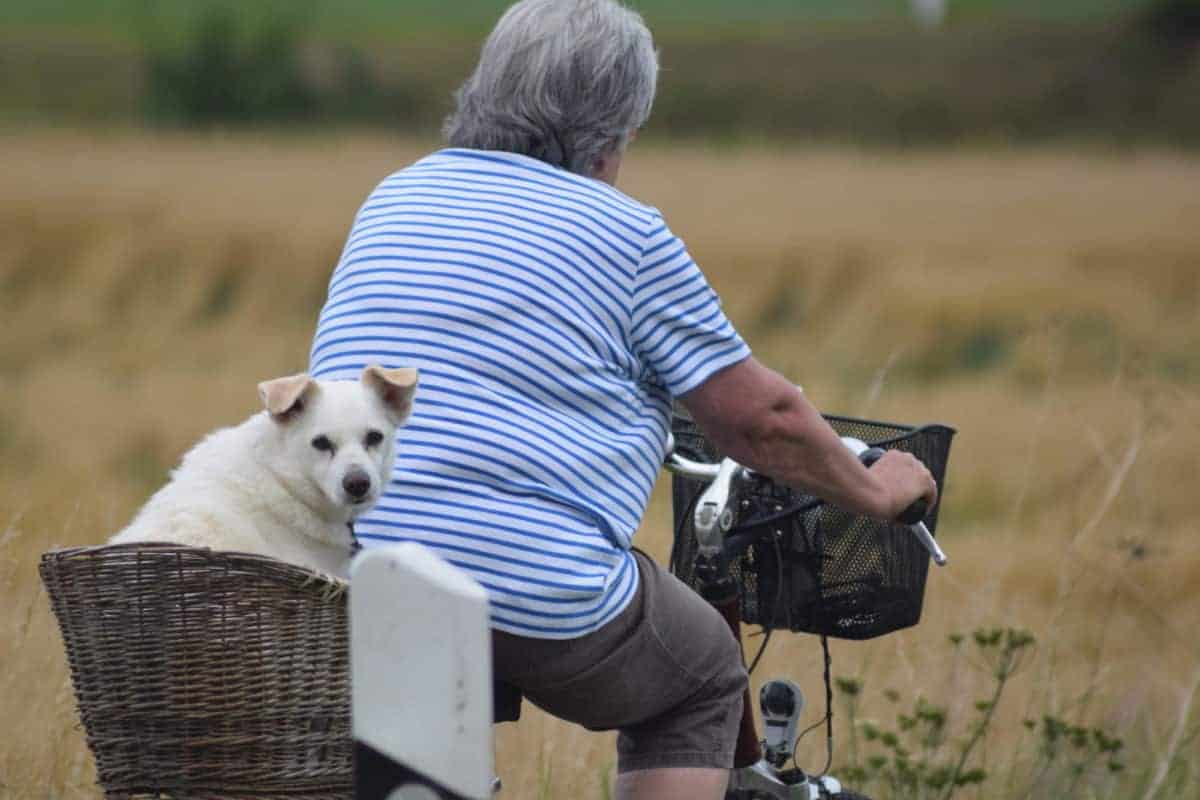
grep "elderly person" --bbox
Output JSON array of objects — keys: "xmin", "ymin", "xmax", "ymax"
[{"xmin": 308, "ymin": 1, "xmax": 936, "ymax": 797}]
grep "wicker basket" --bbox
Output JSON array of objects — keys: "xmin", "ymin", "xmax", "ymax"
[{"xmin": 39, "ymin": 543, "xmax": 353, "ymax": 799}]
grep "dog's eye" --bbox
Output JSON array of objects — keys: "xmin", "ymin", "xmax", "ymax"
[
  {"xmin": 364, "ymin": 430, "xmax": 384, "ymax": 448},
  {"xmin": 311, "ymin": 435, "xmax": 335, "ymax": 453}
]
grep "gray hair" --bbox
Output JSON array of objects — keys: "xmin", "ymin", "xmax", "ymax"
[{"xmin": 443, "ymin": 0, "xmax": 658, "ymax": 176}]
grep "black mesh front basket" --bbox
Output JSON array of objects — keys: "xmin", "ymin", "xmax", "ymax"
[{"xmin": 671, "ymin": 408, "xmax": 955, "ymax": 640}]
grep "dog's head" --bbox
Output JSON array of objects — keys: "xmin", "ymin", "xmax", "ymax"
[{"xmin": 257, "ymin": 365, "xmax": 418, "ymax": 525}]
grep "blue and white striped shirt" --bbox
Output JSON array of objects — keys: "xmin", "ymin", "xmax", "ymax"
[{"xmin": 310, "ymin": 148, "xmax": 750, "ymax": 638}]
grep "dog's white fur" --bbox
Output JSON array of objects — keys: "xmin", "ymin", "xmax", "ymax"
[{"xmin": 110, "ymin": 365, "xmax": 418, "ymax": 577}]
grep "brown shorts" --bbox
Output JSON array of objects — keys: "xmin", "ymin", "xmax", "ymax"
[{"xmin": 492, "ymin": 550, "xmax": 748, "ymax": 773}]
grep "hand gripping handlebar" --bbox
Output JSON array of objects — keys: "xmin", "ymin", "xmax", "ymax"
[
  {"xmin": 664, "ymin": 434, "xmax": 949, "ymax": 567},
  {"xmin": 840, "ymin": 437, "xmax": 948, "ymax": 566}
]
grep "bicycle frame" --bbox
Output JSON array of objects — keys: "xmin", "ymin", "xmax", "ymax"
[{"xmin": 349, "ymin": 437, "xmax": 944, "ymax": 799}]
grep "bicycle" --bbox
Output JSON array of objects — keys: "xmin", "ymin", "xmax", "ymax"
[
  {"xmin": 350, "ymin": 409, "xmax": 955, "ymax": 800},
  {"xmin": 663, "ymin": 407, "xmax": 956, "ymax": 800}
]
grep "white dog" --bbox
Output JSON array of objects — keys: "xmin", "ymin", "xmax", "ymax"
[{"xmin": 110, "ymin": 365, "xmax": 418, "ymax": 577}]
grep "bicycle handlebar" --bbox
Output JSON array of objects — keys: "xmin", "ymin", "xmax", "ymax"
[{"xmin": 664, "ymin": 434, "xmax": 949, "ymax": 567}]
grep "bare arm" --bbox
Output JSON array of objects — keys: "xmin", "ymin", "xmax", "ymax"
[{"xmin": 680, "ymin": 357, "xmax": 937, "ymax": 521}]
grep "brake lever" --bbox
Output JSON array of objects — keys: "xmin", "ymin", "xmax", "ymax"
[
  {"xmin": 692, "ymin": 459, "xmax": 744, "ymax": 558},
  {"xmin": 664, "ymin": 434, "xmax": 749, "ymax": 558}
]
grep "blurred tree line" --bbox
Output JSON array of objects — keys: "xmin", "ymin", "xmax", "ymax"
[
  {"xmin": 18, "ymin": 0, "xmax": 1200, "ymax": 145},
  {"xmin": 142, "ymin": 6, "xmax": 419, "ymax": 126}
]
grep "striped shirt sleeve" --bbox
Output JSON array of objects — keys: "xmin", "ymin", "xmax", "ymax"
[{"xmin": 630, "ymin": 218, "xmax": 751, "ymax": 395}]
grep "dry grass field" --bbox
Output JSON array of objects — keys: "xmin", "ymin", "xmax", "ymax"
[{"xmin": 1, "ymin": 131, "xmax": 1198, "ymax": 798}]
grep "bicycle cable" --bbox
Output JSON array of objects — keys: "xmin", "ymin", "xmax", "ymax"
[
  {"xmin": 818, "ymin": 633, "xmax": 834, "ymax": 776},
  {"xmin": 746, "ymin": 628, "xmax": 772, "ymax": 674},
  {"xmin": 748, "ymin": 527, "xmax": 790, "ymax": 674},
  {"xmin": 794, "ymin": 509, "xmax": 834, "ymax": 775},
  {"xmin": 792, "ymin": 634, "xmax": 834, "ymax": 776},
  {"xmin": 668, "ymin": 489, "xmax": 701, "ymax": 575}
]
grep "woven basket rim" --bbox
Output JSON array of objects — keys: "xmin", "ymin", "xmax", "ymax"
[{"xmin": 40, "ymin": 542, "xmax": 349, "ymax": 593}]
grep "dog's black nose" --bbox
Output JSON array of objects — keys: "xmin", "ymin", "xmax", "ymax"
[{"xmin": 343, "ymin": 471, "xmax": 371, "ymax": 500}]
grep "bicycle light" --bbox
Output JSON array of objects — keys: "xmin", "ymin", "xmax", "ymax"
[{"xmin": 760, "ymin": 679, "xmax": 804, "ymax": 767}]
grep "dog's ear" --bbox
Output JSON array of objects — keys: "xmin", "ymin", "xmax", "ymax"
[
  {"xmin": 258, "ymin": 373, "xmax": 316, "ymax": 421},
  {"xmin": 362, "ymin": 365, "xmax": 419, "ymax": 425}
]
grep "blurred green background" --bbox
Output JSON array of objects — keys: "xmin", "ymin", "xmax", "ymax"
[{"xmin": 2, "ymin": 0, "xmax": 1198, "ymax": 145}]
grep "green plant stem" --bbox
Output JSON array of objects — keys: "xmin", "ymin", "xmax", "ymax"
[
  {"xmin": 938, "ymin": 661, "xmax": 1011, "ymax": 800},
  {"xmin": 847, "ymin": 693, "xmax": 860, "ymax": 774}
]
